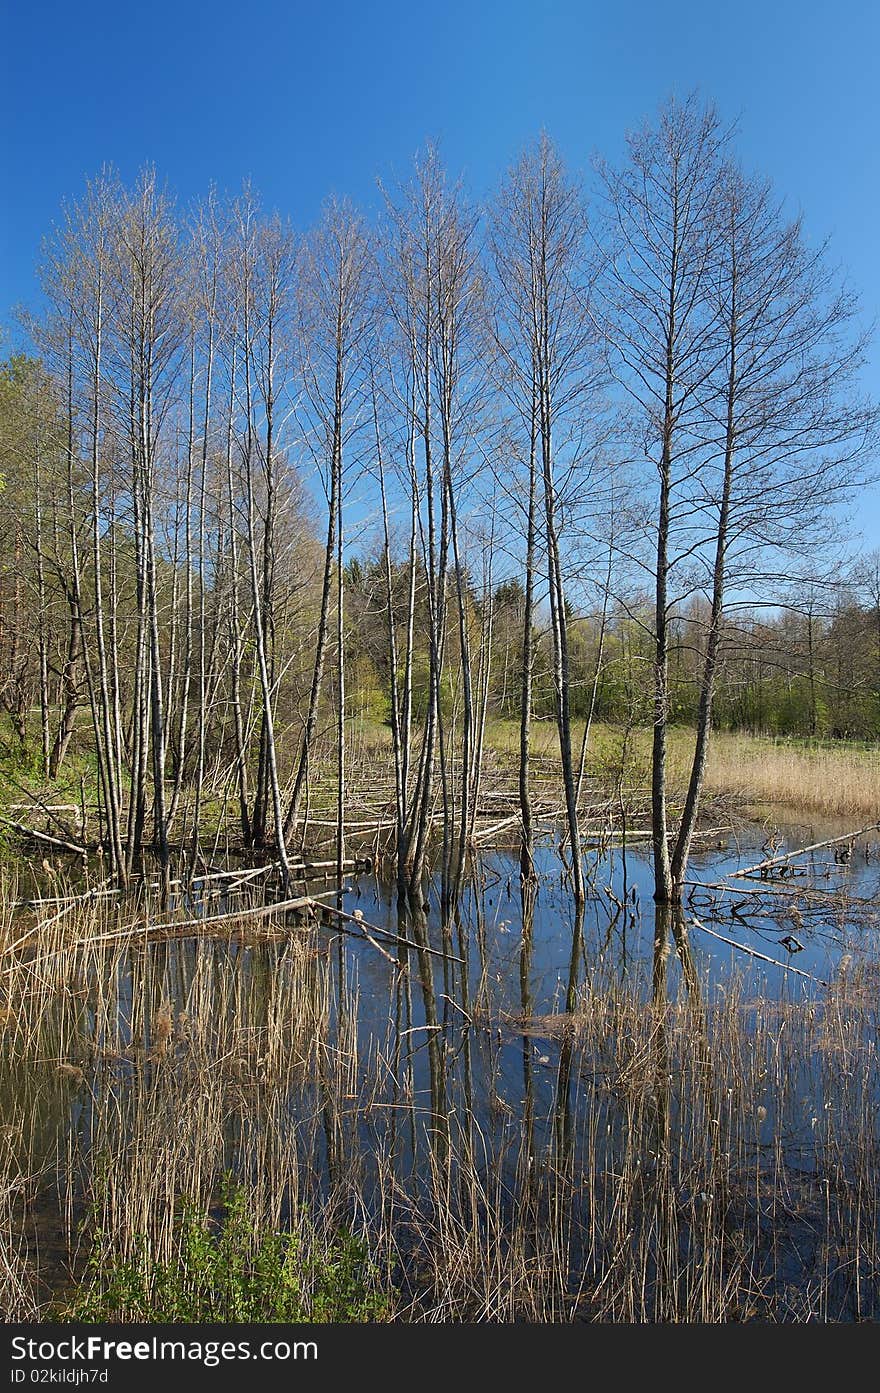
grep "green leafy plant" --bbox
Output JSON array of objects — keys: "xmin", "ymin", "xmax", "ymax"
[{"xmin": 60, "ymin": 1178, "xmax": 393, "ymax": 1323}]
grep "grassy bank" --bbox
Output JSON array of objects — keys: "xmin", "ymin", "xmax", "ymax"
[
  {"xmin": 476, "ymin": 718, "xmax": 880, "ymax": 822},
  {"xmin": 4, "ymin": 713, "xmax": 879, "ymax": 868}
]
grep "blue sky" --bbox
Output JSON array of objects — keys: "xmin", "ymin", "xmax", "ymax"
[{"xmin": 2, "ymin": 0, "xmax": 879, "ymax": 537}]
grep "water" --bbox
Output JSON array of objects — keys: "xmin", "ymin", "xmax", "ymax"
[
  {"xmin": 341, "ymin": 817, "xmax": 879, "ymax": 1015},
  {"xmin": 4, "ymin": 815, "xmax": 880, "ymax": 1320},
  {"xmin": 325, "ymin": 819, "xmax": 879, "ymax": 1187}
]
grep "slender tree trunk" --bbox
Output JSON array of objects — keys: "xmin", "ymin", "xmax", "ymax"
[
  {"xmin": 395, "ymin": 412, "xmax": 419, "ymax": 894},
  {"xmin": 373, "ymin": 381, "xmax": 408, "ymax": 901},
  {"xmin": 222, "ymin": 345, "xmax": 252, "ymax": 844},
  {"xmin": 283, "ymin": 468, "xmax": 337, "ymax": 842},
  {"xmin": 409, "ymin": 306, "xmax": 446, "ymax": 894},
  {"xmin": 242, "ymin": 306, "xmax": 291, "ymax": 880},
  {"xmin": 652, "ymin": 434, "xmax": 673, "ymax": 903},
  {"xmin": 49, "ymin": 591, "xmax": 82, "ymax": 778},
  {"xmin": 519, "ymin": 396, "xmax": 538, "ymax": 882},
  {"xmin": 168, "ymin": 344, "xmax": 197, "ymax": 826},
  {"xmin": 244, "ymin": 467, "xmax": 291, "ymax": 881},
  {"xmin": 468, "ymin": 525, "xmax": 494, "ymax": 849},
  {"xmin": 651, "ymin": 214, "xmax": 680, "ymax": 906},
  {"xmin": 33, "ymin": 445, "xmax": 51, "ymax": 779},
  {"xmin": 670, "ymin": 273, "xmax": 738, "ymax": 897},
  {"xmin": 575, "ymin": 518, "xmax": 614, "ymax": 807},
  {"xmin": 85, "ymin": 279, "xmax": 126, "ymax": 880},
  {"xmin": 189, "ymin": 340, "xmax": 212, "ymax": 856},
  {"xmin": 540, "ymin": 400, "xmax": 584, "ymax": 906},
  {"xmin": 335, "ymin": 409, "xmax": 346, "ymax": 903},
  {"xmin": 445, "ymin": 451, "xmax": 473, "ymax": 906}
]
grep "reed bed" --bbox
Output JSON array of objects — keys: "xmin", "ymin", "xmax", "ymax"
[
  {"xmin": 0, "ymin": 866, "xmax": 878, "ymax": 1322},
  {"xmin": 481, "ymin": 718, "xmax": 880, "ymax": 823},
  {"xmin": 0, "ymin": 1116, "xmax": 38, "ymax": 1321},
  {"xmin": 696, "ymin": 733, "xmax": 880, "ymax": 820}
]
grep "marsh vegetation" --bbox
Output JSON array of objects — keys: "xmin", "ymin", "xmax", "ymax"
[{"xmin": 1, "ymin": 794, "xmax": 879, "ymax": 1323}]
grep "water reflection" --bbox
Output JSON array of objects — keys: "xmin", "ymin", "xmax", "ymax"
[{"xmin": 3, "ymin": 821, "xmax": 880, "ymax": 1318}]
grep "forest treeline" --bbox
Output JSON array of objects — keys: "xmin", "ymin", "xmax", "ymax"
[
  {"xmin": 348, "ymin": 561, "xmax": 880, "ymax": 738},
  {"xmin": 0, "ymin": 94, "xmax": 877, "ymax": 904}
]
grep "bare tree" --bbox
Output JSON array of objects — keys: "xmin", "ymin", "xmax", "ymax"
[
  {"xmin": 37, "ymin": 172, "xmax": 132, "ymax": 879},
  {"xmin": 378, "ymin": 148, "xmax": 485, "ymax": 914},
  {"xmin": 227, "ymin": 188, "xmax": 296, "ymax": 875},
  {"xmin": 599, "ymin": 95, "xmax": 877, "ymax": 901},
  {"xmin": 283, "ymin": 199, "xmax": 372, "ymax": 873},
  {"xmin": 114, "ymin": 170, "xmax": 185, "ymax": 877},
  {"xmin": 489, "ymin": 135, "xmax": 602, "ymax": 904},
  {"xmin": 669, "ymin": 163, "xmax": 878, "ymax": 892},
  {"xmin": 596, "ymin": 95, "xmax": 729, "ymax": 903}
]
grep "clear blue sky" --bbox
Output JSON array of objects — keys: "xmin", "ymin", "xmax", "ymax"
[{"xmin": 2, "ymin": 0, "xmax": 879, "ymax": 537}]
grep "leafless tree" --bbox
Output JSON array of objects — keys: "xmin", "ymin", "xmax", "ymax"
[
  {"xmin": 283, "ymin": 200, "xmax": 372, "ymax": 886},
  {"xmin": 489, "ymin": 135, "xmax": 603, "ymax": 903},
  {"xmin": 598, "ymin": 95, "xmax": 877, "ymax": 901},
  {"xmin": 596, "ymin": 95, "xmax": 730, "ymax": 903}
]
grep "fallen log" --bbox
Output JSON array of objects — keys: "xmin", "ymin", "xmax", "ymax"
[
  {"xmin": 729, "ymin": 822, "xmax": 880, "ymax": 881},
  {"xmin": 690, "ymin": 914, "xmax": 826, "ymax": 984},
  {"xmin": 0, "ymin": 819, "xmax": 95, "ymax": 856},
  {"xmin": 472, "ymin": 814, "xmax": 521, "ymax": 843}
]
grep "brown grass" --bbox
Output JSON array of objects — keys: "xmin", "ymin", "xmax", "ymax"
[
  {"xmin": 694, "ymin": 732, "xmax": 880, "ymax": 820},
  {"xmin": 481, "ymin": 718, "xmax": 880, "ymax": 822}
]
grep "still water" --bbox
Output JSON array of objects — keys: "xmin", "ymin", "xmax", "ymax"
[{"xmin": 4, "ymin": 816, "xmax": 879, "ymax": 1320}]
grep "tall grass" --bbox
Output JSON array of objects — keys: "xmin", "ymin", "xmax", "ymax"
[
  {"xmin": 695, "ymin": 732, "xmax": 880, "ymax": 821},
  {"xmin": 482, "ymin": 718, "xmax": 880, "ymax": 822},
  {"xmin": 0, "ymin": 1121, "xmax": 38, "ymax": 1320}
]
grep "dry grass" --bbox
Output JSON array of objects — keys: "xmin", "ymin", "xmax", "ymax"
[
  {"xmin": 693, "ymin": 732, "xmax": 880, "ymax": 820},
  {"xmin": 0, "ymin": 1125, "xmax": 38, "ymax": 1320},
  {"xmin": 481, "ymin": 718, "xmax": 880, "ymax": 822}
]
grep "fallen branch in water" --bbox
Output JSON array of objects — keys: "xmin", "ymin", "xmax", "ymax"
[
  {"xmin": 690, "ymin": 915, "xmax": 826, "ymax": 984},
  {"xmin": 728, "ymin": 822, "xmax": 880, "ymax": 881},
  {"xmin": 61, "ymin": 894, "xmax": 328, "ymax": 949},
  {"xmin": 11, "ymin": 886, "xmax": 119, "ymax": 911},
  {"xmin": 320, "ymin": 903, "xmax": 465, "ymax": 964},
  {"xmin": 324, "ymin": 913, "xmax": 401, "ymax": 970}
]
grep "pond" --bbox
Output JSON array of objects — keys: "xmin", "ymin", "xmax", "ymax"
[{"xmin": 2, "ymin": 815, "xmax": 879, "ymax": 1321}]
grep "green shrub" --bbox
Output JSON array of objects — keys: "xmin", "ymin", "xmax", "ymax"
[{"xmin": 60, "ymin": 1179, "xmax": 393, "ymax": 1323}]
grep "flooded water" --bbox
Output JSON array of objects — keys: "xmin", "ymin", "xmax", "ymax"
[
  {"xmin": 331, "ymin": 819, "xmax": 880, "ymax": 1204},
  {"xmin": 343, "ymin": 816, "xmax": 879, "ymax": 1012},
  {"xmin": 3, "ymin": 815, "xmax": 880, "ymax": 1320}
]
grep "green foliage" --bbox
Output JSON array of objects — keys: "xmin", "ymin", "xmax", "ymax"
[
  {"xmin": 348, "ymin": 652, "xmax": 389, "ymax": 726},
  {"xmin": 588, "ymin": 727, "xmax": 650, "ymax": 795},
  {"xmin": 409, "ymin": 652, "xmax": 456, "ymax": 723},
  {"xmin": 0, "ymin": 728, "xmax": 42, "ymax": 784},
  {"xmin": 0, "ymin": 712, "xmax": 98, "ymax": 818},
  {"xmin": 59, "ymin": 1179, "xmax": 393, "ymax": 1323},
  {"xmin": 0, "ymin": 723, "xmax": 47, "ymax": 828}
]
